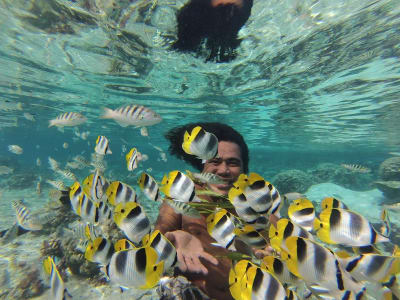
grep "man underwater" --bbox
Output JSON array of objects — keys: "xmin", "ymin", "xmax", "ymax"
[
  {"xmin": 173, "ymin": 0, "xmax": 254, "ymax": 62},
  {"xmin": 155, "ymin": 122, "xmax": 274, "ymax": 299}
]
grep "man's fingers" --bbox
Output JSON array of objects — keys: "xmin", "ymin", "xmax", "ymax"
[
  {"xmin": 177, "ymin": 251, "xmax": 188, "ymax": 273},
  {"xmin": 199, "ymin": 252, "xmax": 219, "ymax": 266}
]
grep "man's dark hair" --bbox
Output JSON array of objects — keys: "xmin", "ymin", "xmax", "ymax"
[
  {"xmin": 165, "ymin": 122, "xmax": 249, "ymax": 173},
  {"xmin": 172, "ymin": 0, "xmax": 253, "ymax": 62}
]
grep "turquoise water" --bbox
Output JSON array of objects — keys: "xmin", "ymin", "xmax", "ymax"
[{"xmin": 0, "ymin": 0, "xmax": 400, "ymax": 298}]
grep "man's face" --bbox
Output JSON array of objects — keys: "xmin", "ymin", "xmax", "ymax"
[{"xmin": 203, "ymin": 141, "xmax": 243, "ymax": 196}]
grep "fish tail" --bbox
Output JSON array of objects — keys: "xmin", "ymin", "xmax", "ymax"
[
  {"xmin": 100, "ymin": 107, "xmax": 114, "ymax": 119},
  {"xmin": 48, "ymin": 120, "xmax": 56, "ymax": 127}
]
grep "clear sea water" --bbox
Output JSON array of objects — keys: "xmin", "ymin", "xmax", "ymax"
[{"xmin": 0, "ymin": 0, "xmax": 400, "ymax": 299}]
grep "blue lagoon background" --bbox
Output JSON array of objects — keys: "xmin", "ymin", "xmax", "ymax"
[{"xmin": 0, "ymin": 0, "xmax": 400, "ymax": 298}]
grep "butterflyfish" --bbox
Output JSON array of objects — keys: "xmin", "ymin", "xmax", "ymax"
[
  {"xmin": 106, "ymin": 181, "xmax": 137, "ymax": 206},
  {"xmin": 85, "ymin": 237, "xmax": 114, "ymax": 265},
  {"xmin": 288, "ymin": 198, "xmax": 315, "ymax": 231},
  {"xmin": 104, "ymin": 247, "xmax": 164, "ymax": 289},
  {"xmin": 314, "ymin": 208, "xmax": 389, "ymax": 247},
  {"xmin": 113, "ymin": 202, "xmax": 151, "ymax": 244},
  {"xmin": 182, "ymin": 126, "xmax": 218, "ymax": 161},
  {"xmin": 43, "ymin": 257, "xmax": 72, "ymax": 300}
]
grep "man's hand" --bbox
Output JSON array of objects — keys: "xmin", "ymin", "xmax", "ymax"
[{"xmin": 165, "ymin": 230, "xmax": 219, "ymax": 275}]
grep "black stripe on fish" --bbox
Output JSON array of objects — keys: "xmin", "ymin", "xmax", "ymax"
[
  {"xmin": 314, "ymin": 243, "xmax": 327, "ymax": 279},
  {"xmin": 330, "ymin": 208, "xmax": 341, "ymax": 228},
  {"xmin": 151, "ymin": 232, "xmax": 162, "ymax": 248},
  {"xmin": 366, "ymin": 255, "xmax": 386, "ymax": 276},
  {"xmin": 193, "ymin": 128, "xmax": 205, "ymax": 144},
  {"xmin": 370, "ymin": 226, "xmax": 377, "ymax": 244},
  {"xmin": 205, "ymin": 134, "xmax": 217, "ymax": 155},
  {"xmin": 346, "ymin": 256, "xmax": 362, "ymax": 272},
  {"xmin": 127, "ymin": 206, "xmax": 142, "ymax": 220},
  {"xmin": 349, "ymin": 211, "xmax": 363, "ymax": 237},
  {"xmin": 296, "ymin": 237, "xmax": 307, "ymax": 263},
  {"xmin": 171, "ymin": 253, "xmax": 178, "ymax": 267},
  {"xmin": 126, "ymin": 186, "xmax": 133, "ymax": 201},
  {"xmin": 97, "ymin": 238, "xmax": 107, "ymax": 252},
  {"xmin": 249, "ymin": 180, "xmax": 265, "ymax": 190},
  {"xmin": 189, "ymin": 189, "xmax": 195, "ymax": 202},
  {"xmin": 283, "ymin": 222, "xmax": 294, "ymax": 239},
  {"xmin": 226, "ymin": 236, "xmax": 235, "ymax": 249},
  {"xmin": 143, "ymin": 174, "xmax": 149, "ymax": 187},
  {"xmin": 85, "ymin": 199, "xmax": 93, "ymax": 215},
  {"xmin": 94, "ymin": 207, "xmax": 99, "ymax": 223},
  {"xmin": 342, "ymin": 291, "xmax": 351, "ymax": 300},
  {"xmin": 173, "ymin": 171, "xmax": 182, "ymax": 185},
  {"xmin": 136, "ymin": 217, "xmax": 150, "ymax": 232},
  {"xmin": 116, "ymin": 250, "xmax": 128, "ymax": 274},
  {"xmin": 160, "ymin": 242, "xmax": 174, "ymax": 261},
  {"xmin": 214, "ymin": 214, "xmax": 228, "ymax": 230},
  {"xmin": 334, "ymin": 259, "xmax": 344, "ymax": 290},
  {"xmin": 296, "ymin": 207, "xmax": 314, "ymax": 216},
  {"xmin": 266, "ymin": 273, "xmax": 280, "ymax": 299},
  {"xmin": 116, "ymin": 182, "xmax": 123, "ymax": 197},
  {"xmin": 252, "ymin": 268, "xmax": 264, "ymax": 294},
  {"xmin": 136, "ymin": 248, "xmax": 147, "ymax": 273},
  {"xmin": 106, "ymin": 244, "xmax": 115, "ymax": 260},
  {"xmin": 273, "ymin": 257, "xmax": 283, "ymax": 275}
]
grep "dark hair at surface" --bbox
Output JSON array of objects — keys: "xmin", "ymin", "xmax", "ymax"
[{"xmin": 165, "ymin": 122, "xmax": 249, "ymax": 173}]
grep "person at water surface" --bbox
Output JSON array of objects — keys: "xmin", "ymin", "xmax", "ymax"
[
  {"xmin": 172, "ymin": 0, "xmax": 254, "ymax": 62},
  {"xmin": 155, "ymin": 122, "xmax": 273, "ymax": 299}
]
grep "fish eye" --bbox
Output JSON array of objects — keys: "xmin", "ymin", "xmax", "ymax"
[
  {"xmin": 320, "ymin": 224, "xmax": 323, "ymax": 228},
  {"xmin": 287, "ymin": 254, "xmax": 291, "ymax": 259},
  {"xmin": 121, "ymin": 209, "xmax": 125, "ymax": 213},
  {"xmin": 275, "ymin": 231, "xmax": 278, "ymax": 236},
  {"xmin": 153, "ymin": 266, "xmax": 157, "ymax": 271}
]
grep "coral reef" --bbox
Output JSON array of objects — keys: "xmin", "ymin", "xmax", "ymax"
[
  {"xmin": 374, "ymin": 180, "xmax": 400, "ymax": 200},
  {"xmin": 307, "ymin": 163, "xmax": 373, "ymax": 191},
  {"xmin": 7, "ymin": 260, "xmax": 45, "ymax": 299},
  {"xmin": 272, "ymin": 169, "xmax": 313, "ymax": 194},
  {"xmin": 378, "ymin": 157, "xmax": 400, "ymax": 181}
]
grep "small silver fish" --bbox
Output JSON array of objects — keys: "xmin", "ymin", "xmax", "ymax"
[
  {"xmin": 341, "ymin": 164, "xmax": 370, "ymax": 173},
  {"xmin": 8, "ymin": 145, "xmax": 23, "ymax": 155},
  {"xmin": 49, "ymin": 112, "xmax": 87, "ymax": 127},
  {"xmin": 12, "ymin": 200, "xmax": 42, "ymax": 231},
  {"xmin": 101, "ymin": 104, "xmax": 162, "ymax": 127},
  {"xmin": 23, "ymin": 112, "xmax": 35, "ymax": 121},
  {"xmin": 46, "ymin": 180, "xmax": 68, "ymax": 191},
  {"xmin": 48, "ymin": 157, "xmax": 60, "ymax": 171}
]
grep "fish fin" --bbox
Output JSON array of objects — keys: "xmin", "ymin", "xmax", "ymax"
[
  {"xmin": 115, "ymin": 120, "xmax": 128, "ymax": 127},
  {"xmin": 100, "ymin": 107, "xmax": 114, "ymax": 119}
]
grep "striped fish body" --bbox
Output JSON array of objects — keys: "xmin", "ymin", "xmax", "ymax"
[
  {"xmin": 106, "ymin": 181, "xmax": 137, "ymax": 206},
  {"xmin": 12, "ymin": 200, "xmax": 42, "ymax": 231},
  {"xmin": 95, "ymin": 136, "xmax": 112, "ymax": 155},
  {"xmin": 97, "ymin": 201, "xmax": 113, "ymax": 224},
  {"xmin": 234, "ymin": 225, "xmax": 268, "ymax": 249},
  {"xmin": 288, "ymin": 198, "xmax": 315, "ymax": 231},
  {"xmin": 106, "ymin": 247, "xmax": 164, "ymax": 289},
  {"xmin": 187, "ymin": 170, "xmax": 225, "ymax": 185},
  {"xmin": 76, "ymin": 194, "xmax": 99, "ymax": 223},
  {"xmin": 239, "ymin": 173, "xmax": 282, "ymax": 215},
  {"xmin": 165, "ymin": 199, "xmax": 201, "ymax": 218},
  {"xmin": 71, "ymin": 223, "xmax": 99, "ymax": 241},
  {"xmin": 182, "ymin": 126, "xmax": 218, "ymax": 160},
  {"xmin": 126, "ymin": 148, "xmax": 138, "ymax": 171},
  {"xmin": 281, "ymin": 236, "xmax": 364, "ymax": 294},
  {"xmin": 142, "ymin": 230, "xmax": 177, "ymax": 270},
  {"xmin": 85, "ymin": 237, "xmax": 114, "ymax": 265},
  {"xmin": 113, "ymin": 202, "xmax": 151, "ymax": 244},
  {"xmin": 47, "ymin": 179, "xmax": 68, "ymax": 191},
  {"xmin": 314, "ymin": 208, "xmax": 389, "ymax": 247},
  {"xmin": 341, "ymin": 164, "xmax": 370, "ymax": 173},
  {"xmin": 340, "ymin": 254, "xmax": 400, "ymax": 282},
  {"xmin": 69, "ymin": 181, "xmax": 83, "ymax": 213},
  {"xmin": 43, "ymin": 257, "xmax": 72, "ymax": 300},
  {"xmin": 138, "ymin": 173, "xmax": 161, "ymax": 202},
  {"xmin": 228, "ymin": 186, "xmax": 260, "ymax": 223},
  {"xmin": 56, "ymin": 169, "xmax": 77, "ymax": 181},
  {"xmin": 160, "ymin": 171, "xmax": 197, "ymax": 203},
  {"xmin": 242, "ymin": 266, "xmax": 287, "ymax": 300},
  {"xmin": 206, "ymin": 209, "xmax": 236, "ymax": 249},
  {"xmin": 269, "ymin": 218, "xmax": 313, "ymax": 252},
  {"xmin": 83, "ymin": 170, "xmax": 109, "ymax": 203},
  {"xmin": 49, "ymin": 112, "xmax": 87, "ymax": 127},
  {"xmin": 321, "ymin": 197, "xmax": 348, "ymax": 210},
  {"xmin": 101, "ymin": 105, "xmax": 162, "ymax": 127},
  {"xmin": 261, "ymin": 256, "xmax": 300, "ymax": 286}
]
